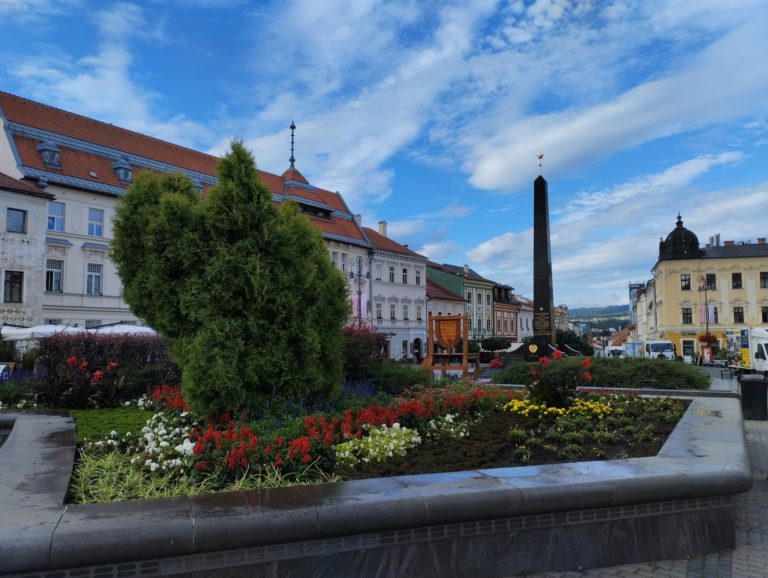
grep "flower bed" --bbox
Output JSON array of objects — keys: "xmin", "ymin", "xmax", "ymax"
[{"xmin": 71, "ymin": 382, "xmax": 687, "ymax": 503}]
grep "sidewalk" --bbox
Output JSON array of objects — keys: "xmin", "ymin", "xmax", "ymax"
[{"xmin": 523, "ymin": 367, "xmax": 768, "ymax": 578}]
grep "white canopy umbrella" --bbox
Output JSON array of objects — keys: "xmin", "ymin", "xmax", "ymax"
[
  {"xmin": 0, "ymin": 324, "xmax": 86, "ymax": 341},
  {"xmin": 89, "ymin": 325, "xmax": 157, "ymax": 336}
]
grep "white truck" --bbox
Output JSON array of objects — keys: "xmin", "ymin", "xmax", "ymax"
[
  {"xmin": 644, "ymin": 339, "xmax": 676, "ymax": 360},
  {"xmin": 738, "ymin": 328, "xmax": 768, "ymax": 376}
]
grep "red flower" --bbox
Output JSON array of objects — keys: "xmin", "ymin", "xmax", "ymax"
[
  {"xmin": 79, "ymin": 360, "xmax": 88, "ymax": 370},
  {"xmin": 538, "ymin": 356, "xmax": 549, "ymax": 366},
  {"xmin": 90, "ymin": 370, "xmax": 104, "ymax": 384},
  {"xmin": 552, "ymin": 349, "xmax": 564, "ymax": 360},
  {"xmin": 107, "ymin": 361, "xmax": 119, "ymax": 370},
  {"xmin": 66, "ymin": 356, "xmax": 77, "ymax": 366},
  {"xmin": 581, "ymin": 357, "xmax": 591, "ymax": 368},
  {"xmin": 583, "ymin": 371, "xmax": 592, "ymax": 382}
]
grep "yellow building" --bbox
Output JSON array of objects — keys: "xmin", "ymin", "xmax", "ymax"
[{"xmin": 634, "ymin": 215, "xmax": 768, "ymax": 361}]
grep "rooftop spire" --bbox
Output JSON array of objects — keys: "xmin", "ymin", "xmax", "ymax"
[{"xmin": 289, "ymin": 121, "xmax": 296, "ymax": 168}]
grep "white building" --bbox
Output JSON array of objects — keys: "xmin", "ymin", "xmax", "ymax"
[
  {"xmin": 0, "ymin": 91, "xmax": 371, "ymax": 329},
  {"xmin": 0, "ymin": 172, "xmax": 54, "ymax": 326},
  {"xmin": 363, "ymin": 222, "xmax": 427, "ymax": 361}
]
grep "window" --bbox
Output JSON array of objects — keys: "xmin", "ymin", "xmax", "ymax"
[
  {"xmin": 486, "ymin": 294, "xmax": 491, "ymax": 306},
  {"xmin": 85, "ymin": 320, "xmax": 102, "ymax": 329},
  {"xmin": 497, "ymin": 319, "xmax": 501, "ymax": 333},
  {"xmin": 3, "ymin": 271, "xmax": 23, "ymax": 302},
  {"xmin": 732, "ymin": 273, "xmax": 742, "ymax": 289},
  {"xmin": 88, "ymin": 208, "xmax": 104, "ymax": 237},
  {"xmin": 402, "ymin": 304, "xmax": 409, "ymax": 320},
  {"xmin": 331, "ymin": 252, "xmax": 338, "ymax": 269},
  {"xmin": 45, "ymin": 319, "xmax": 62, "ymax": 325},
  {"xmin": 46, "ymin": 259, "xmax": 63, "ymax": 293},
  {"xmin": 467, "ymin": 290, "xmax": 472, "ymax": 303},
  {"xmin": 416, "ymin": 306, "xmax": 422, "ymax": 321},
  {"xmin": 6, "ymin": 208, "xmax": 27, "ymax": 233},
  {"xmin": 761, "ymin": 272, "xmax": 768, "ymax": 289},
  {"xmin": 713, "ymin": 307, "xmax": 719, "ymax": 324},
  {"xmin": 415, "ymin": 269, "xmax": 421, "ymax": 286},
  {"xmin": 402, "ymin": 340, "xmax": 408, "ymax": 356},
  {"xmin": 681, "ymin": 274, "xmax": 691, "ymax": 291},
  {"xmin": 468, "ymin": 318, "xmax": 472, "ymax": 330},
  {"xmin": 389, "ymin": 303, "xmax": 396, "ymax": 320},
  {"xmin": 341, "ymin": 253, "xmax": 347, "ymax": 272},
  {"xmin": 86, "ymin": 263, "xmax": 102, "ymax": 295},
  {"xmin": 486, "ymin": 319, "xmax": 491, "ymax": 331},
  {"xmin": 682, "ymin": 307, "xmax": 692, "ymax": 324},
  {"xmin": 734, "ymin": 307, "xmax": 744, "ymax": 323},
  {"xmin": 376, "ymin": 302, "xmax": 382, "ymax": 319},
  {"xmin": 477, "ymin": 292, "xmax": 481, "ymax": 304},
  {"xmin": 763, "ymin": 307, "xmax": 768, "ymax": 323},
  {"xmin": 402, "ymin": 267, "xmax": 408, "ymax": 284},
  {"xmin": 48, "ymin": 201, "xmax": 65, "ymax": 232},
  {"xmin": 389, "ymin": 265, "xmax": 395, "ymax": 283},
  {"xmin": 705, "ymin": 273, "xmax": 716, "ymax": 291},
  {"xmin": 375, "ymin": 264, "xmax": 382, "ymax": 281},
  {"xmin": 504, "ymin": 319, "xmax": 508, "ymax": 333}
]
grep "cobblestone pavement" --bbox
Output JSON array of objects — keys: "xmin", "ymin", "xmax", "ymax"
[{"xmin": 522, "ymin": 370, "xmax": 768, "ymax": 578}]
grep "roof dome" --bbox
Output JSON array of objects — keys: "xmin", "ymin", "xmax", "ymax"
[{"xmin": 659, "ymin": 214, "xmax": 704, "ymax": 261}]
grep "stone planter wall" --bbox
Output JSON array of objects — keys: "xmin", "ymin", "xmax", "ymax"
[{"xmin": 0, "ymin": 394, "xmax": 752, "ymax": 578}]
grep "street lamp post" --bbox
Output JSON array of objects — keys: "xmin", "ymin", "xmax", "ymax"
[
  {"xmin": 349, "ymin": 256, "xmax": 369, "ymax": 329},
  {"xmin": 698, "ymin": 275, "xmax": 709, "ymax": 337}
]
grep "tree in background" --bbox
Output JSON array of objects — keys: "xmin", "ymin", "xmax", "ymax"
[
  {"xmin": 111, "ymin": 141, "xmax": 349, "ymax": 416},
  {"xmin": 556, "ymin": 329, "xmax": 595, "ymax": 356}
]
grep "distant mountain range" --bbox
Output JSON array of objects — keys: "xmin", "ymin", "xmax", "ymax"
[{"xmin": 568, "ymin": 305, "xmax": 630, "ymax": 320}]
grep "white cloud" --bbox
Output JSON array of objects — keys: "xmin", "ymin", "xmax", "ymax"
[
  {"xmin": 418, "ymin": 241, "xmax": 462, "ymax": 263},
  {"xmin": 464, "ymin": 10, "xmax": 768, "ymax": 192},
  {"xmin": 6, "ymin": 3, "xmax": 213, "ymax": 149}
]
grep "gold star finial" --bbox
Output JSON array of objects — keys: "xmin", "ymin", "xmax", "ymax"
[{"xmin": 537, "ymin": 152, "xmax": 543, "ymax": 168}]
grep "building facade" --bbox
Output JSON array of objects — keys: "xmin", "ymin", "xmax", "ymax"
[
  {"xmin": 632, "ymin": 215, "xmax": 768, "ymax": 359},
  {"xmin": 0, "ymin": 172, "xmax": 54, "ymax": 326},
  {"xmin": 0, "ymin": 91, "xmax": 371, "ymax": 329},
  {"xmin": 492, "ymin": 284, "xmax": 520, "ymax": 342},
  {"xmin": 426, "ymin": 263, "xmax": 496, "ymax": 341},
  {"xmin": 363, "ymin": 222, "xmax": 427, "ymax": 362}
]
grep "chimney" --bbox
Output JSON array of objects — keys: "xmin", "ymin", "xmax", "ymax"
[
  {"xmin": 354, "ymin": 213, "xmax": 361, "ymax": 227},
  {"xmin": 378, "ymin": 220, "xmax": 387, "ymax": 237},
  {"xmin": 758, "ymin": 238, "xmax": 766, "ymax": 245},
  {"xmin": 724, "ymin": 240, "xmax": 735, "ymax": 246},
  {"xmin": 463, "ymin": 264, "xmax": 469, "ymax": 275}
]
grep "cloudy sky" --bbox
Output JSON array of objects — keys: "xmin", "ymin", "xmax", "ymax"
[{"xmin": 2, "ymin": 0, "xmax": 767, "ymax": 307}]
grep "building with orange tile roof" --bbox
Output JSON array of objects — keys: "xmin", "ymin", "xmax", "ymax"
[
  {"xmin": 363, "ymin": 221, "xmax": 428, "ymax": 361},
  {"xmin": 0, "ymin": 91, "xmax": 371, "ymax": 328}
]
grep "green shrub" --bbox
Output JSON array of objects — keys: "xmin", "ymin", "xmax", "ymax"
[
  {"xmin": 0, "ymin": 378, "xmax": 35, "ymax": 405},
  {"xmin": 492, "ymin": 357, "xmax": 709, "ymax": 390},
  {"xmin": 342, "ymin": 325, "xmax": 389, "ymax": 381},
  {"xmin": 369, "ymin": 362, "xmax": 432, "ymax": 395}
]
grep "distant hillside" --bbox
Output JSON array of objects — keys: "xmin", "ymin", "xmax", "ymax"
[{"xmin": 569, "ymin": 305, "xmax": 629, "ymax": 320}]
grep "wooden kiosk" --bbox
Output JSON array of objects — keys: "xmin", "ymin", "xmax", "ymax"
[{"xmin": 420, "ymin": 314, "xmax": 470, "ymax": 379}]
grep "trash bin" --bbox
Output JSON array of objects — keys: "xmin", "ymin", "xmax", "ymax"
[{"xmin": 739, "ymin": 374, "xmax": 768, "ymax": 420}]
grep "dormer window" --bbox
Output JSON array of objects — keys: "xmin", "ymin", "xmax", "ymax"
[
  {"xmin": 36, "ymin": 141, "xmax": 60, "ymax": 167},
  {"xmin": 112, "ymin": 156, "xmax": 132, "ymax": 183}
]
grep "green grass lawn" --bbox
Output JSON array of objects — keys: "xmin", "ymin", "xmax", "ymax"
[{"xmin": 70, "ymin": 407, "xmax": 153, "ymax": 444}]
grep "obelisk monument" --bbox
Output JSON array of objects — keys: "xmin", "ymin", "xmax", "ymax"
[{"xmin": 532, "ymin": 155, "xmax": 555, "ymax": 355}]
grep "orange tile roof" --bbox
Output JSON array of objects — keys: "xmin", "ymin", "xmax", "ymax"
[
  {"xmin": 0, "ymin": 170, "xmax": 54, "ymax": 198},
  {"xmin": 426, "ymin": 279, "xmax": 467, "ymax": 302},
  {"xmin": 0, "ymin": 91, "xmax": 369, "ymax": 245},
  {"xmin": 363, "ymin": 227, "xmax": 426, "ymax": 259}
]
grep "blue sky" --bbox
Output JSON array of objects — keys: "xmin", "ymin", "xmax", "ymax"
[{"xmin": 2, "ymin": 0, "xmax": 767, "ymax": 308}]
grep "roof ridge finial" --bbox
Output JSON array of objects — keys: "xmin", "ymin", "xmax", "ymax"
[
  {"xmin": 289, "ymin": 121, "xmax": 296, "ymax": 169},
  {"xmin": 537, "ymin": 152, "xmax": 543, "ymax": 172}
]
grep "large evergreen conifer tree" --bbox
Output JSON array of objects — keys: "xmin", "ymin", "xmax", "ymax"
[{"xmin": 111, "ymin": 142, "xmax": 348, "ymax": 416}]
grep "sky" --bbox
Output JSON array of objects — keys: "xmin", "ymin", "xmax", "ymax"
[{"xmin": 2, "ymin": 0, "xmax": 767, "ymax": 308}]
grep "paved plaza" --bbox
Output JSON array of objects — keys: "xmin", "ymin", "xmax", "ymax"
[{"xmin": 524, "ymin": 368, "xmax": 768, "ymax": 578}]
